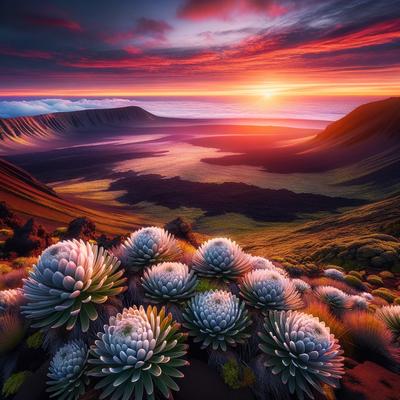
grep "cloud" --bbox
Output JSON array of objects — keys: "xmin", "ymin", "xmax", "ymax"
[
  {"xmin": 23, "ymin": 15, "xmax": 82, "ymax": 31},
  {"xmin": 177, "ymin": 0, "xmax": 288, "ymax": 20},
  {"xmin": 0, "ymin": 98, "xmax": 138, "ymax": 118}
]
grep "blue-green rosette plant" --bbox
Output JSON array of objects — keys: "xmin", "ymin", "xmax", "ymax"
[
  {"xmin": 192, "ymin": 238, "xmax": 251, "ymax": 280},
  {"xmin": 183, "ymin": 289, "xmax": 251, "ymax": 351},
  {"xmin": 21, "ymin": 240, "xmax": 126, "ymax": 332},
  {"xmin": 259, "ymin": 310, "xmax": 344, "ymax": 400},
  {"xmin": 47, "ymin": 340, "xmax": 89, "ymax": 400},
  {"xmin": 239, "ymin": 269, "xmax": 303, "ymax": 310},
  {"xmin": 115, "ymin": 227, "xmax": 181, "ymax": 272},
  {"xmin": 88, "ymin": 305, "xmax": 188, "ymax": 400},
  {"xmin": 141, "ymin": 262, "xmax": 197, "ymax": 302}
]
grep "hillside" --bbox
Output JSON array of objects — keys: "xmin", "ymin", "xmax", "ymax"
[
  {"xmin": 238, "ymin": 192, "xmax": 400, "ymax": 270},
  {"xmin": 0, "ymin": 106, "xmax": 162, "ymax": 150},
  {"xmin": 0, "ymin": 157, "xmax": 145, "ymax": 234},
  {"xmin": 314, "ymin": 97, "xmax": 400, "ymax": 146}
]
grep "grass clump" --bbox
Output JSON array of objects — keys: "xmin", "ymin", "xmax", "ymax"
[
  {"xmin": 343, "ymin": 311, "xmax": 398, "ymax": 367},
  {"xmin": 372, "ymin": 288, "xmax": 397, "ymax": 303},
  {"xmin": 367, "ymin": 275, "xmax": 384, "ymax": 286},
  {"xmin": 195, "ymin": 277, "xmax": 226, "ymax": 293},
  {"xmin": 221, "ymin": 358, "xmax": 255, "ymax": 389},
  {"xmin": 379, "ymin": 271, "xmax": 395, "ymax": 279},
  {"xmin": 25, "ymin": 331, "xmax": 43, "ymax": 349},
  {"xmin": 2, "ymin": 371, "xmax": 30, "ymax": 397},
  {"xmin": 11, "ymin": 257, "xmax": 37, "ymax": 269},
  {"xmin": 348, "ymin": 270, "xmax": 363, "ymax": 279},
  {"xmin": 0, "ymin": 264, "xmax": 12, "ymax": 275},
  {"xmin": 344, "ymin": 274, "xmax": 365, "ymax": 290}
]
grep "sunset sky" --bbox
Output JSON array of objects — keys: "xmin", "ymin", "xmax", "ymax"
[{"xmin": 1, "ymin": 0, "xmax": 399, "ymax": 98}]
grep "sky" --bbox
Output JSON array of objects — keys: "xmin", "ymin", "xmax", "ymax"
[{"xmin": 0, "ymin": 0, "xmax": 399, "ymax": 104}]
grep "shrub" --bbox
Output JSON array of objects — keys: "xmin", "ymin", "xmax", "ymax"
[
  {"xmin": 26, "ymin": 331, "xmax": 44, "ymax": 349},
  {"xmin": 239, "ymin": 269, "xmax": 303, "ymax": 310},
  {"xmin": 379, "ymin": 271, "xmax": 395, "ymax": 279},
  {"xmin": 2, "ymin": 371, "xmax": 31, "ymax": 397},
  {"xmin": 12, "ymin": 257, "xmax": 37, "ymax": 269},
  {"xmin": 22, "ymin": 240, "xmax": 126, "ymax": 332},
  {"xmin": 88, "ymin": 305, "xmax": 188, "ymax": 400},
  {"xmin": 258, "ymin": 310, "xmax": 344, "ymax": 399},
  {"xmin": 221, "ymin": 358, "xmax": 255, "ymax": 389},
  {"xmin": 372, "ymin": 288, "xmax": 397, "ymax": 303},
  {"xmin": 367, "ymin": 275, "xmax": 384, "ymax": 286},
  {"xmin": 344, "ymin": 274, "xmax": 366, "ymax": 290},
  {"xmin": 183, "ymin": 290, "xmax": 251, "ymax": 351},
  {"xmin": 195, "ymin": 277, "xmax": 226, "ymax": 293},
  {"xmin": 0, "ymin": 264, "xmax": 12, "ymax": 275},
  {"xmin": 192, "ymin": 238, "xmax": 251, "ymax": 280},
  {"xmin": 141, "ymin": 262, "xmax": 197, "ymax": 302},
  {"xmin": 115, "ymin": 227, "xmax": 181, "ymax": 272},
  {"xmin": 348, "ymin": 270, "xmax": 363, "ymax": 279}
]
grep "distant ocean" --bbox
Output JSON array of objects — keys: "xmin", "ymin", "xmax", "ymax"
[{"xmin": 0, "ymin": 95, "xmax": 384, "ymax": 121}]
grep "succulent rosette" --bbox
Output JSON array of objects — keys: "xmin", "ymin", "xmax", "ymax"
[
  {"xmin": 0, "ymin": 288, "xmax": 25, "ymax": 313},
  {"xmin": 22, "ymin": 240, "xmax": 126, "ymax": 332},
  {"xmin": 192, "ymin": 238, "xmax": 251, "ymax": 280},
  {"xmin": 88, "ymin": 305, "xmax": 188, "ymax": 400},
  {"xmin": 315, "ymin": 286, "xmax": 350, "ymax": 310},
  {"xmin": 239, "ymin": 269, "xmax": 303, "ymax": 310},
  {"xmin": 251, "ymin": 256, "xmax": 288, "ymax": 277},
  {"xmin": 116, "ymin": 227, "xmax": 181, "ymax": 272},
  {"xmin": 47, "ymin": 340, "xmax": 89, "ymax": 400},
  {"xmin": 141, "ymin": 262, "xmax": 197, "ymax": 302},
  {"xmin": 259, "ymin": 310, "xmax": 344, "ymax": 399},
  {"xmin": 183, "ymin": 289, "xmax": 251, "ymax": 350}
]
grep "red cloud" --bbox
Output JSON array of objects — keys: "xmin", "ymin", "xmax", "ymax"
[
  {"xmin": 178, "ymin": 0, "xmax": 288, "ymax": 20},
  {"xmin": 0, "ymin": 47, "xmax": 53, "ymax": 60},
  {"xmin": 24, "ymin": 15, "xmax": 82, "ymax": 31}
]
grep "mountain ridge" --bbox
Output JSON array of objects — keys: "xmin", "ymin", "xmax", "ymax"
[
  {"xmin": 314, "ymin": 97, "xmax": 400, "ymax": 147},
  {"xmin": 0, "ymin": 105, "xmax": 161, "ymax": 146}
]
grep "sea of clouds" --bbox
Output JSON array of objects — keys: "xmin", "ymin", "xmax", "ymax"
[{"xmin": 0, "ymin": 96, "xmax": 377, "ymax": 121}]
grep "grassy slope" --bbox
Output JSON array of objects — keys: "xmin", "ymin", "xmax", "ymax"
[{"xmin": 235, "ymin": 193, "xmax": 400, "ymax": 260}]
